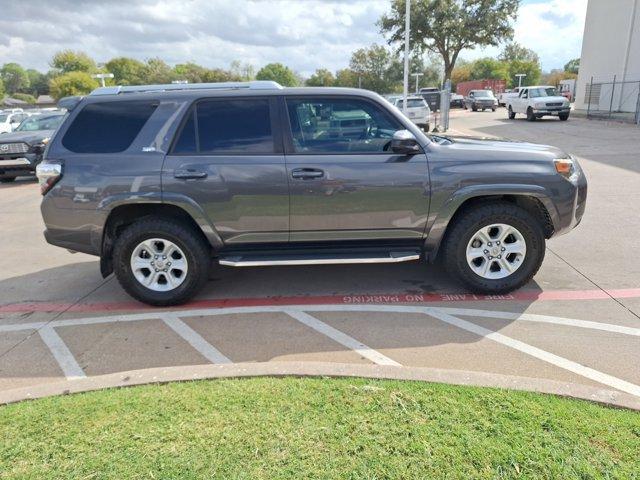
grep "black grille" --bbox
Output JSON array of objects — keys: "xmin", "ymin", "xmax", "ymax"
[
  {"xmin": 0, "ymin": 142, "xmax": 29, "ymax": 154},
  {"xmin": 546, "ymin": 102, "xmax": 563, "ymax": 107}
]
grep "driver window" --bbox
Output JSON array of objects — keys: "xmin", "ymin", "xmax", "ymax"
[
  {"xmin": 521, "ymin": 90, "xmax": 528, "ymax": 98},
  {"xmin": 286, "ymin": 97, "xmax": 402, "ymax": 154}
]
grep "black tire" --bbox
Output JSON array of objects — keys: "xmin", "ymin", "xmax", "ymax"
[
  {"xmin": 0, "ymin": 177, "xmax": 16, "ymax": 183},
  {"xmin": 423, "ymin": 123, "xmax": 430, "ymax": 132},
  {"xmin": 508, "ymin": 106, "xmax": 516, "ymax": 119},
  {"xmin": 442, "ymin": 202, "xmax": 545, "ymax": 294},
  {"xmin": 559, "ymin": 113, "xmax": 569, "ymax": 121},
  {"xmin": 526, "ymin": 107, "xmax": 536, "ymax": 121},
  {"xmin": 472, "ymin": 106, "xmax": 477, "ymax": 112},
  {"xmin": 491, "ymin": 108, "xmax": 496, "ymax": 112},
  {"xmin": 112, "ymin": 217, "xmax": 211, "ymax": 306}
]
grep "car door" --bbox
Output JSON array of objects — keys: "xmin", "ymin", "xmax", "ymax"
[
  {"xmin": 163, "ymin": 96, "xmax": 289, "ymax": 244},
  {"xmin": 515, "ymin": 89, "xmax": 528, "ymax": 113},
  {"xmin": 282, "ymin": 95, "xmax": 430, "ymax": 242}
]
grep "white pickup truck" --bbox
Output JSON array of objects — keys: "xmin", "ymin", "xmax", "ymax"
[
  {"xmin": 506, "ymin": 85, "xmax": 571, "ymax": 121},
  {"xmin": 497, "ymin": 87, "xmax": 522, "ymax": 107}
]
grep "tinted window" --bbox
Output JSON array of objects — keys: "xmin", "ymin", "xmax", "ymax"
[
  {"xmin": 62, "ymin": 101, "xmax": 157, "ymax": 153},
  {"xmin": 173, "ymin": 110, "xmax": 197, "ymax": 154},
  {"xmin": 286, "ymin": 98, "xmax": 402, "ymax": 154},
  {"xmin": 184, "ymin": 99, "xmax": 273, "ymax": 154}
]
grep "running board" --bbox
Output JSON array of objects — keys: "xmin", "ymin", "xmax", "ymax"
[{"xmin": 218, "ymin": 250, "xmax": 421, "ymax": 267}]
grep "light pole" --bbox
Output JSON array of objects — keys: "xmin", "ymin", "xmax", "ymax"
[
  {"xmin": 402, "ymin": 0, "xmax": 410, "ymax": 112},
  {"xmin": 515, "ymin": 73, "xmax": 526, "ymax": 88},
  {"xmin": 92, "ymin": 73, "xmax": 114, "ymax": 88},
  {"xmin": 413, "ymin": 72, "xmax": 423, "ymax": 93}
]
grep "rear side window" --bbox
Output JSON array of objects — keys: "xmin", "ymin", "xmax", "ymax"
[
  {"xmin": 62, "ymin": 101, "xmax": 157, "ymax": 153},
  {"xmin": 173, "ymin": 98, "xmax": 274, "ymax": 154}
]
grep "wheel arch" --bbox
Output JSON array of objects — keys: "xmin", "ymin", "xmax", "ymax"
[
  {"xmin": 99, "ymin": 201, "xmax": 222, "ymax": 278},
  {"xmin": 425, "ymin": 190, "xmax": 556, "ymax": 263}
]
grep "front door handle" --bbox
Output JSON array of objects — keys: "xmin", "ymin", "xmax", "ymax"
[
  {"xmin": 291, "ymin": 168, "xmax": 324, "ymax": 180},
  {"xmin": 174, "ymin": 169, "xmax": 208, "ymax": 180}
]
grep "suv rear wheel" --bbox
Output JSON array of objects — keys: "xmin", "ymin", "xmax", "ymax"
[
  {"xmin": 112, "ymin": 217, "xmax": 210, "ymax": 306},
  {"xmin": 442, "ymin": 202, "xmax": 545, "ymax": 294}
]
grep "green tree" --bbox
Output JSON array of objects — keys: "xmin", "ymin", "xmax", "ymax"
[
  {"xmin": 499, "ymin": 42, "xmax": 540, "ymax": 64},
  {"xmin": 12, "ymin": 93, "xmax": 37, "ymax": 104},
  {"xmin": 334, "ymin": 68, "xmax": 358, "ymax": 88},
  {"xmin": 1, "ymin": 63, "xmax": 30, "ymax": 95},
  {"xmin": 255, "ymin": 63, "xmax": 298, "ymax": 86},
  {"xmin": 142, "ymin": 58, "xmax": 176, "ymax": 84},
  {"xmin": 230, "ymin": 61, "xmax": 255, "ymax": 81},
  {"xmin": 105, "ymin": 57, "xmax": 146, "ymax": 85},
  {"xmin": 349, "ymin": 44, "xmax": 398, "ymax": 93},
  {"xmin": 26, "ymin": 69, "xmax": 49, "ymax": 95},
  {"xmin": 51, "ymin": 50, "xmax": 96, "ymax": 74},
  {"xmin": 49, "ymin": 71, "xmax": 98, "ymax": 99},
  {"xmin": 506, "ymin": 59, "xmax": 541, "ymax": 88},
  {"xmin": 470, "ymin": 57, "xmax": 509, "ymax": 81},
  {"xmin": 564, "ymin": 58, "xmax": 580, "ymax": 74},
  {"xmin": 305, "ymin": 68, "xmax": 335, "ymax": 86},
  {"xmin": 450, "ymin": 59, "xmax": 472, "ymax": 90},
  {"xmin": 380, "ymin": 0, "xmax": 519, "ymax": 81},
  {"xmin": 0, "ymin": 78, "xmax": 5, "ymax": 99},
  {"xmin": 173, "ymin": 62, "xmax": 208, "ymax": 83}
]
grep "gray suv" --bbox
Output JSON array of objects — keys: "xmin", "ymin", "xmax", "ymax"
[{"xmin": 37, "ymin": 81, "xmax": 587, "ymax": 306}]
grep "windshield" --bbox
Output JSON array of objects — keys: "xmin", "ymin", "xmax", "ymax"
[
  {"xmin": 529, "ymin": 87, "xmax": 557, "ymax": 98},
  {"xmin": 473, "ymin": 90, "xmax": 495, "ymax": 98},
  {"xmin": 16, "ymin": 115, "xmax": 64, "ymax": 131}
]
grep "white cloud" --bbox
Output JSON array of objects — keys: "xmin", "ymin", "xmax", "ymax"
[{"xmin": 461, "ymin": 0, "xmax": 588, "ymax": 70}]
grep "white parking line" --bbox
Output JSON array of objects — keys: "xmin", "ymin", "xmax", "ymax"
[
  {"xmin": 38, "ymin": 327, "xmax": 85, "ymax": 380},
  {"xmin": 161, "ymin": 314, "xmax": 232, "ymax": 364},
  {"xmin": 285, "ymin": 309, "xmax": 402, "ymax": 367},
  {"xmin": 438, "ymin": 307, "xmax": 640, "ymax": 337},
  {"xmin": 427, "ymin": 309, "xmax": 640, "ymax": 398}
]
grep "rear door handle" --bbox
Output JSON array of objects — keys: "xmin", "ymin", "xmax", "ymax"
[
  {"xmin": 174, "ymin": 169, "xmax": 208, "ymax": 180},
  {"xmin": 291, "ymin": 168, "xmax": 324, "ymax": 179}
]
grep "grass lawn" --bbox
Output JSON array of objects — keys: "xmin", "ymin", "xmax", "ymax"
[{"xmin": 1, "ymin": 377, "xmax": 639, "ymax": 479}]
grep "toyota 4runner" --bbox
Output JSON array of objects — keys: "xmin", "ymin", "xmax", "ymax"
[{"xmin": 37, "ymin": 81, "xmax": 587, "ymax": 306}]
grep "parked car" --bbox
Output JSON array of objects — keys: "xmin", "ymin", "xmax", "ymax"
[
  {"xmin": 450, "ymin": 93, "xmax": 464, "ymax": 108},
  {"xmin": 0, "ymin": 112, "xmax": 66, "ymax": 182},
  {"xmin": 37, "ymin": 82, "xmax": 587, "ymax": 305},
  {"xmin": 0, "ymin": 111, "xmax": 30, "ymax": 134},
  {"xmin": 498, "ymin": 87, "xmax": 523, "ymax": 107},
  {"xmin": 393, "ymin": 96, "xmax": 431, "ymax": 131},
  {"xmin": 507, "ymin": 86, "xmax": 571, "ymax": 121},
  {"xmin": 463, "ymin": 90, "xmax": 498, "ymax": 111}
]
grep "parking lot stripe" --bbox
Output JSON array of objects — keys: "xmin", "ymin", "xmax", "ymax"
[
  {"xmin": 285, "ymin": 309, "xmax": 402, "ymax": 367},
  {"xmin": 437, "ymin": 307, "xmax": 640, "ymax": 337},
  {"xmin": 38, "ymin": 327, "xmax": 86, "ymax": 380},
  {"xmin": 161, "ymin": 314, "xmax": 232, "ymax": 365},
  {"xmin": 427, "ymin": 309, "xmax": 640, "ymax": 398}
]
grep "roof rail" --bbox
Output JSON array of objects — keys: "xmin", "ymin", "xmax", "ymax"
[{"xmin": 89, "ymin": 81, "xmax": 283, "ymax": 96}]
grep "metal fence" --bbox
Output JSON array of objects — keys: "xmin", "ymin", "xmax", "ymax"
[{"xmin": 585, "ymin": 77, "xmax": 640, "ymax": 124}]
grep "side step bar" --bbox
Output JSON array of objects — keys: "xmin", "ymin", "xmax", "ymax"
[{"xmin": 218, "ymin": 251, "xmax": 421, "ymax": 267}]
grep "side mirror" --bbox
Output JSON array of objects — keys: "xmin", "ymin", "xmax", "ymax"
[{"xmin": 391, "ymin": 130, "xmax": 421, "ymax": 155}]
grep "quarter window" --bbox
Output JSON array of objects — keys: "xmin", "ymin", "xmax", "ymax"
[
  {"xmin": 173, "ymin": 98, "xmax": 274, "ymax": 154},
  {"xmin": 286, "ymin": 98, "xmax": 402, "ymax": 154},
  {"xmin": 62, "ymin": 101, "xmax": 158, "ymax": 153}
]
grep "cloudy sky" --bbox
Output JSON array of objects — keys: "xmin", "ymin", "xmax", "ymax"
[{"xmin": 0, "ymin": 0, "xmax": 587, "ymax": 76}]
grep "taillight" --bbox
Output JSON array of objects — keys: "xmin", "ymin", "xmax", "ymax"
[{"xmin": 36, "ymin": 161, "xmax": 63, "ymax": 195}]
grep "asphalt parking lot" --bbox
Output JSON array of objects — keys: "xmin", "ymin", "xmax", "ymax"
[{"xmin": 1, "ymin": 109, "xmax": 639, "ymax": 408}]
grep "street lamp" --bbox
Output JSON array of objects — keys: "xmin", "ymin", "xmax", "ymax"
[
  {"xmin": 515, "ymin": 73, "xmax": 526, "ymax": 88},
  {"xmin": 402, "ymin": 0, "xmax": 410, "ymax": 112},
  {"xmin": 413, "ymin": 72, "xmax": 423, "ymax": 93},
  {"xmin": 92, "ymin": 73, "xmax": 114, "ymax": 88}
]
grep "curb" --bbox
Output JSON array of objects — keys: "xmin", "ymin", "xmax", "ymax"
[{"xmin": 2, "ymin": 362, "xmax": 639, "ymax": 410}]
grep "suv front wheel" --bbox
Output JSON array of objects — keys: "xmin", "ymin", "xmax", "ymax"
[
  {"xmin": 112, "ymin": 217, "xmax": 210, "ymax": 306},
  {"xmin": 442, "ymin": 202, "xmax": 545, "ymax": 294}
]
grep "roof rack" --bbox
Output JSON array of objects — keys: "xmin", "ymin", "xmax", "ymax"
[{"xmin": 90, "ymin": 80, "xmax": 283, "ymax": 96}]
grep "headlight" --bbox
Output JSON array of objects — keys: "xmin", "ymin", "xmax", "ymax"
[
  {"xmin": 563, "ymin": 101, "xmax": 570, "ymax": 107},
  {"xmin": 534, "ymin": 102, "xmax": 545, "ymax": 109},
  {"xmin": 41, "ymin": 137, "xmax": 50, "ymax": 145},
  {"xmin": 554, "ymin": 156, "xmax": 581, "ymax": 183}
]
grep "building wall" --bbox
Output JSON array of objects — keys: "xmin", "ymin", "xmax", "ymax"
[{"xmin": 575, "ymin": 0, "xmax": 640, "ymax": 112}]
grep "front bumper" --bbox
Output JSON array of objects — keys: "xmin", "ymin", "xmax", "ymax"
[
  {"xmin": 533, "ymin": 107, "xmax": 570, "ymax": 116},
  {"xmin": 0, "ymin": 153, "xmax": 39, "ymax": 178}
]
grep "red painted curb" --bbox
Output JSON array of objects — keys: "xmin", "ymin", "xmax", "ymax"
[{"xmin": 2, "ymin": 288, "xmax": 639, "ymax": 314}]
